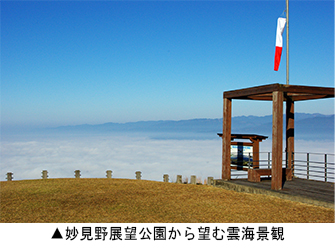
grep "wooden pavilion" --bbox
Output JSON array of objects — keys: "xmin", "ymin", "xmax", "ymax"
[{"xmin": 221, "ymin": 83, "xmax": 334, "ymax": 190}]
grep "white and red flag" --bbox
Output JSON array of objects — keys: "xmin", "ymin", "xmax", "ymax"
[{"xmin": 274, "ymin": 17, "xmax": 286, "ymax": 71}]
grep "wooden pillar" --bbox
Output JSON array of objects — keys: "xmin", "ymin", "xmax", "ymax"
[
  {"xmin": 207, "ymin": 177, "xmax": 214, "ymax": 185},
  {"xmin": 252, "ymin": 140, "xmax": 260, "ymax": 169},
  {"xmin": 42, "ymin": 170, "xmax": 48, "ymax": 179},
  {"xmin": 163, "ymin": 174, "xmax": 169, "ymax": 182},
  {"xmin": 136, "ymin": 171, "xmax": 142, "ymax": 180},
  {"xmin": 190, "ymin": 175, "xmax": 196, "ymax": 185},
  {"xmin": 74, "ymin": 170, "xmax": 81, "ymax": 178},
  {"xmin": 6, "ymin": 172, "xmax": 13, "ymax": 181},
  {"xmin": 106, "ymin": 170, "xmax": 112, "ymax": 178},
  {"xmin": 272, "ymin": 91, "xmax": 283, "ymax": 190},
  {"xmin": 222, "ymin": 97, "xmax": 232, "ymax": 180},
  {"xmin": 286, "ymin": 97, "xmax": 294, "ymax": 180}
]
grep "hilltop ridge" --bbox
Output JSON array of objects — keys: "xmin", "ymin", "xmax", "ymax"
[{"xmin": 52, "ymin": 113, "xmax": 334, "ymax": 140}]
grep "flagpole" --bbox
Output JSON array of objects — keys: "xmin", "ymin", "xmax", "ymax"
[{"xmin": 286, "ymin": 0, "xmax": 289, "ymax": 85}]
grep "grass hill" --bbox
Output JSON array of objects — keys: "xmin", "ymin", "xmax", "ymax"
[{"xmin": 1, "ymin": 178, "xmax": 333, "ymax": 223}]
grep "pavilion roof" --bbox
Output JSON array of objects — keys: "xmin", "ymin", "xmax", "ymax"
[{"xmin": 223, "ymin": 83, "xmax": 334, "ymax": 101}]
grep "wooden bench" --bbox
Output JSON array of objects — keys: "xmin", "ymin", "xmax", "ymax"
[{"xmin": 248, "ymin": 168, "xmax": 292, "ymax": 182}]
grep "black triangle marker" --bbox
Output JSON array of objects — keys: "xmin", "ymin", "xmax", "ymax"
[{"xmin": 52, "ymin": 228, "xmax": 63, "ymax": 239}]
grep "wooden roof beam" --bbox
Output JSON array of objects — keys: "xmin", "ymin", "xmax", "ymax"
[
  {"xmin": 223, "ymin": 83, "xmax": 334, "ymax": 101},
  {"xmin": 224, "ymin": 84, "xmax": 278, "ymax": 99},
  {"xmin": 291, "ymin": 94, "xmax": 332, "ymax": 101}
]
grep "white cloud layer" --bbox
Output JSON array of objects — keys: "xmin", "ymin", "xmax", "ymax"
[
  {"xmin": 1, "ymin": 133, "xmax": 334, "ymax": 182},
  {"xmin": 1, "ymin": 134, "xmax": 222, "ymax": 182}
]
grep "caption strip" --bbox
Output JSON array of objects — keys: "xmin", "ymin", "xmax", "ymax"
[{"xmin": 52, "ymin": 225, "xmax": 284, "ymax": 241}]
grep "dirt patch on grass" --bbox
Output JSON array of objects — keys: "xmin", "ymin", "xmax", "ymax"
[{"xmin": 1, "ymin": 178, "xmax": 334, "ymax": 223}]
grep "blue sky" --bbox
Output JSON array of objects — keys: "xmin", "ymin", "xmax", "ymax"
[{"xmin": 1, "ymin": 0, "xmax": 334, "ymax": 128}]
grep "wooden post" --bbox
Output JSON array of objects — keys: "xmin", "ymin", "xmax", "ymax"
[
  {"xmin": 286, "ymin": 97, "xmax": 294, "ymax": 180},
  {"xmin": 6, "ymin": 172, "xmax": 13, "ymax": 181},
  {"xmin": 207, "ymin": 177, "xmax": 214, "ymax": 185},
  {"xmin": 42, "ymin": 170, "xmax": 48, "ymax": 179},
  {"xmin": 252, "ymin": 140, "xmax": 260, "ymax": 169},
  {"xmin": 222, "ymin": 97, "xmax": 232, "ymax": 180},
  {"xmin": 106, "ymin": 170, "xmax": 112, "ymax": 178},
  {"xmin": 272, "ymin": 91, "xmax": 284, "ymax": 190},
  {"xmin": 135, "ymin": 171, "xmax": 142, "ymax": 180},
  {"xmin": 176, "ymin": 175, "xmax": 182, "ymax": 184},
  {"xmin": 75, "ymin": 170, "xmax": 81, "ymax": 178}
]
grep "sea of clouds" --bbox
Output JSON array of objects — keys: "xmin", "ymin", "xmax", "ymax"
[
  {"xmin": 1, "ymin": 132, "xmax": 334, "ymax": 182},
  {"xmin": 1, "ymin": 133, "xmax": 222, "ymax": 182}
]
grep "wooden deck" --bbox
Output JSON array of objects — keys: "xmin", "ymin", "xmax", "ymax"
[{"xmin": 214, "ymin": 178, "xmax": 334, "ymax": 209}]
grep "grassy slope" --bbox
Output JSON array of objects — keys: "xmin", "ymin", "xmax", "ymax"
[{"xmin": 0, "ymin": 178, "xmax": 334, "ymax": 223}]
